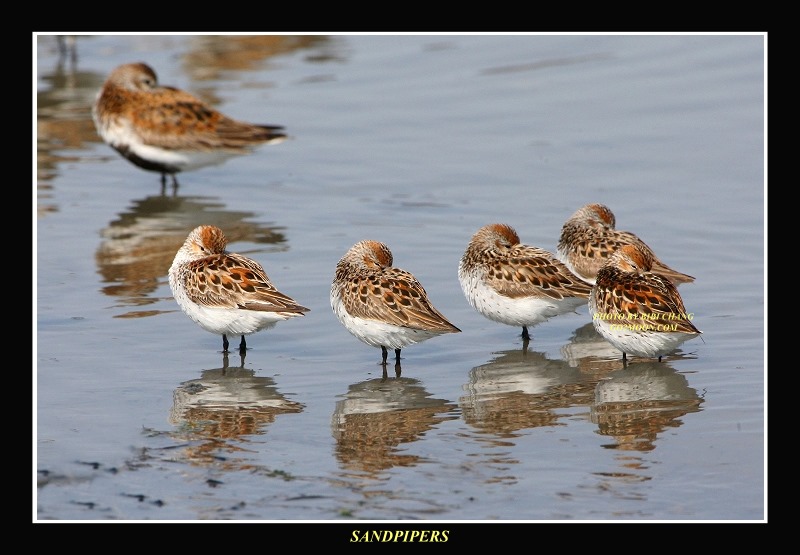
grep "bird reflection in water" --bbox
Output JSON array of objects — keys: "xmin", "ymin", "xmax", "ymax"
[
  {"xmin": 169, "ymin": 351, "xmax": 304, "ymax": 469},
  {"xmin": 37, "ymin": 48, "xmax": 105, "ymax": 215},
  {"xmin": 460, "ymin": 348, "xmax": 592, "ymax": 438},
  {"xmin": 591, "ymin": 361, "xmax": 703, "ymax": 453},
  {"xmin": 457, "ymin": 348, "xmax": 597, "ymax": 485},
  {"xmin": 181, "ymin": 35, "xmax": 336, "ymax": 80},
  {"xmin": 56, "ymin": 35, "xmax": 78, "ymax": 67},
  {"xmin": 560, "ymin": 322, "xmax": 629, "ymax": 377},
  {"xmin": 560, "ymin": 322, "xmax": 702, "ymax": 456},
  {"xmin": 382, "ymin": 360, "xmax": 402, "ymax": 380},
  {"xmin": 331, "ymin": 376, "xmax": 457, "ymax": 479},
  {"xmin": 95, "ymin": 193, "xmax": 286, "ymax": 312}
]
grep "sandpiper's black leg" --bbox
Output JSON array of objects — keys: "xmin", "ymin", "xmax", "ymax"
[
  {"xmin": 521, "ymin": 326, "xmax": 531, "ymax": 341},
  {"xmin": 222, "ymin": 334, "xmax": 229, "ymax": 353},
  {"xmin": 161, "ymin": 173, "xmax": 179, "ymax": 194},
  {"xmin": 394, "ymin": 349, "xmax": 401, "ymax": 363},
  {"xmin": 380, "ymin": 347, "xmax": 390, "ymax": 380},
  {"xmin": 239, "ymin": 335, "xmax": 247, "ymax": 355}
]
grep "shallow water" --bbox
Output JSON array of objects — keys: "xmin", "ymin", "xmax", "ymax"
[{"xmin": 35, "ymin": 33, "xmax": 765, "ymax": 522}]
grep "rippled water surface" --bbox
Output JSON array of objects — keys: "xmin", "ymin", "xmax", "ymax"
[{"xmin": 35, "ymin": 33, "xmax": 765, "ymax": 523}]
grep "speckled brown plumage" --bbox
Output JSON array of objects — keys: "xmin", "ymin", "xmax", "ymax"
[
  {"xmin": 331, "ymin": 240, "xmax": 460, "ymax": 367},
  {"xmin": 557, "ymin": 203, "xmax": 695, "ymax": 286},
  {"xmin": 589, "ymin": 243, "xmax": 701, "ymax": 361},
  {"xmin": 93, "ymin": 62, "xmax": 286, "ymax": 187},
  {"xmin": 458, "ymin": 223, "xmax": 592, "ymax": 342},
  {"xmin": 169, "ymin": 225, "xmax": 308, "ymax": 353}
]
